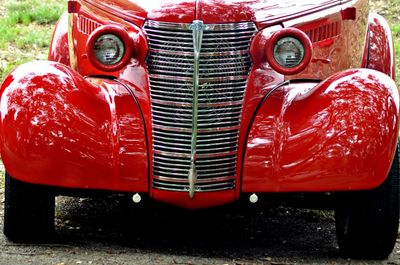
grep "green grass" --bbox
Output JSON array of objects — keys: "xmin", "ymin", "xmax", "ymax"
[
  {"xmin": 5, "ymin": 0, "xmax": 64, "ymax": 25},
  {"xmin": 370, "ymin": 0, "xmax": 400, "ymax": 85},
  {"xmin": 0, "ymin": 0, "xmax": 65, "ymax": 80}
]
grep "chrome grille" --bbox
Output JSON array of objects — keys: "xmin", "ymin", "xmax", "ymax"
[{"xmin": 144, "ymin": 20, "xmax": 256, "ymax": 192}]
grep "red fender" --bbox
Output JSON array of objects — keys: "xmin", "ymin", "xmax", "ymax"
[
  {"xmin": 48, "ymin": 12, "xmax": 71, "ymax": 67},
  {"xmin": 242, "ymin": 69, "xmax": 399, "ymax": 193},
  {"xmin": 0, "ymin": 61, "xmax": 148, "ymax": 192},
  {"xmin": 362, "ymin": 13, "xmax": 396, "ymax": 79}
]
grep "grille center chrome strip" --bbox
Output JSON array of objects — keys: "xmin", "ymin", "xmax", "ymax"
[{"xmin": 188, "ymin": 20, "xmax": 205, "ymax": 199}]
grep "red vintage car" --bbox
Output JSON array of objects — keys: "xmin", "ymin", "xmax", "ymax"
[{"xmin": 0, "ymin": 0, "xmax": 398, "ymax": 259}]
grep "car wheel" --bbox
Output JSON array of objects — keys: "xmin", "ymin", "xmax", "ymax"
[
  {"xmin": 335, "ymin": 147, "xmax": 399, "ymax": 259},
  {"xmin": 3, "ymin": 173, "xmax": 55, "ymax": 242}
]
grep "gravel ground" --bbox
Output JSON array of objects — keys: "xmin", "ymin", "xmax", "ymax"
[{"xmin": 0, "ymin": 177, "xmax": 400, "ymax": 265}]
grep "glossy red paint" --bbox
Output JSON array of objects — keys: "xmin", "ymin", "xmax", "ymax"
[
  {"xmin": 79, "ymin": 0, "xmax": 352, "ymax": 26},
  {"xmin": 152, "ymin": 190, "xmax": 235, "ymax": 209},
  {"xmin": 68, "ymin": 0, "xmax": 81, "ymax": 14},
  {"xmin": 199, "ymin": 0, "xmax": 351, "ymax": 26},
  {"xmin": 83, "ymin": 0, "xmax": 196, "ymax": 25},
  {"xmin": 0, "ymin": 61, "xmax": 148, "ymax": 192},
  {"xmin": 341, "ymin": 7, "xmax": 357, "ymax": 21},
  {"xmin": 48, "ymin": 12, "xmax": 70, "ymax": 66},
  {"xmin": 362, "ymin": 13, "xmax": 396, "ymax": 79},
  {"xmin": 242, "ymin": 69, "xmax": 399, "ymax": 192}
]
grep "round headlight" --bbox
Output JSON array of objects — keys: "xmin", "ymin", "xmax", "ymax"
[
  {"xmin": 93, "ymin": 34, "xmax": 125, "ymax": 65},
  {"xmin": 265, "ymin": 28, "xmax": 312, "ymax": 75},
  {"xmin": 273, "ymin": 37, "xmax": 305, "ymax": 68},
  {"xmin": 87, "ymin": 25, "xmax": 134, "ymax": 72}
]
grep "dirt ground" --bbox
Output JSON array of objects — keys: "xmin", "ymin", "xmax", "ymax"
[{"xmin": 0, "ymin": 175, "xmax": 399, "ymax": 265}]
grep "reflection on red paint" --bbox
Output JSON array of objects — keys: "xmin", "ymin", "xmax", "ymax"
[
  {"xmin": 0, "ymin": 62, "xmax": 148, "ymax": 192},
  {"xmin": 243, "ymin": 69, "xmax": 399, "ymax": 192}
]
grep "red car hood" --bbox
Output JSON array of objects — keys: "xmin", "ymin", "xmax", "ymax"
[
  {"xmin": 84, "ymin": 0, "xmax": 343, "ymax": 25},
  {"xmin": 84, "ymin": 0, "xmax": 196, "ymax": 24},
  {"xmin": 199, "ymin": 0, "xmax": 343, "ymax": 24}
]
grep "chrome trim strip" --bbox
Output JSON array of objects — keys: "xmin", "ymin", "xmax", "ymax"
[
  {"xmin": 149, "ymin": 74, "xmax": 249, "ymax": 82},
  {"xmin": 146, "ymin": 20, "xmax": 255, "ymax": 31},
  {"xmin": 199, "ymin": 61, "xmax": 251, "ymax": 67},
  {"xmin": 200, "ymin": 45, "xmax": 250, "ymax": 51},
  {"xmin": 149, "ymin": 85, "xmax": 193, "ymax": 91},
  {"xmin": 147, "ymin": 64, "xmax": 193, "ymax": 71},
  {"xmin": 154, "ymin": 175, "xmax": 236, "ymax": 184},
  {"xmin": 197, "ymin": 137, "xmax": 239, "ymax": 144},
  {"xmin": 155, "ymin": 159, "xmax": 235, "ymax": 169},
  {"xmin": 153, "ymin": 150, "xmax": 192, "ymax": 159},
  {"xmin": 149, "ymin": 39, "xmax": 194, "ymax": 46},
  {"xmin": 149, "ymin": 54, "xmax": 250, "ymax": 64},
  {"xmin": 153, "ymin": 140, "xmax": 193, "ymax": 149},
  {"xmin": 149, "ymin": 55, "xmax": 195, "ymax": 62},
  {"xmin": 152, "ymin": 114, "xmax": 242, "ymax": 124},
  {"xmin": 188, "ymin": 20, "xmax": 204, "ymax": 199},
  {"xmin": 154, "ymin": 119, "xmax": 240, "ymax": 128},
  {"xmin": 203, "ymin": 35, "xmax": 254, "ymax": 42},
  {"xmin": 196, "ymin": 145, "xmax": 238, "ymax": 152},
  {"xmin": 153, "ymin": 124, "xmax": 240, "ymax": 133},
  {"xmin": 154, "ymin": 155, "xmax": 236, "ymax": 164},
  {"xmin": 202, "ymin": 31, "xmax": 255, "ymax": 36},
  {"xmin": 198, "ymin": 71, "xmax": 249, "ymax": 77},
  {"xmin": 196, "ymin": 182, "xmax": 236, "ymax": 189},
  {"xmin": 199, "ymin": 81, "xmax": 247, "ymax": 87},
  {"xmin": 152, "ymin": 185, "xmax": 234, "ymax": 193},
  {"xmin": 156, "ymin": 182, "xmax": 234, "ymax": 190},
  {"xmin": 149, "ymin": 44, "xmax": 193, "ymax": 51},
  {"xmin": 198, "ymin": 96, "xmax": 245, "ymax": 102},
  {"xmin": 152, "ymin": 99, "xmax": 243, "ymax": 107},
  {"xmin": 68, "ymin": 14, "xmax": 78, "ymax": 71},
  {"xmin": 149, "ymin": 63, "xmax": 251, "ymax": 72},
  {"xmin": 152, "ymin": 105, "xmax": 242, "ymax": 114},
  {"xmin": 153, "ymin": 129, "xmax": 238, "ymax": 139},
  {"xmin": 154, "ymin": 170, "xmax": 235, "ymax": 178},
  {"xmin": 145, "ymin": 27, "xmax": 193, "ymax": 35},
  {"xmin": 152, "ymin": 114, "xmax": 192, "ymax": 122},
  {"xmin": 149, "ymin": 48, "xmax": 250, "ymax": 57},
  {"xmin": 153, "ymin": 145, "xmax": 190, "ymax": 153},
  {"xmin": 153, "ymin": 150, "xmax": 238, "ymax": 159}
]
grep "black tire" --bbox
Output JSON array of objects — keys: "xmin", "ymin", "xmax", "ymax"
[
  {"xmin": 3, "ymin": 173, "xmax": 55, "ymax": 242},
  {"xmin": 335, "ymin": 147, "xmax": 399, "ymax": 259}
]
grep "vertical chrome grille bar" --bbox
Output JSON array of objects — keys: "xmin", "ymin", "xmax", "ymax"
[
  {"xmin": 144, "ymin": 20, "xmax": 257, "ymax": 193},
  {"xmin": 188, "ymin": 20, "xmax": 205, "ymax": 199}
]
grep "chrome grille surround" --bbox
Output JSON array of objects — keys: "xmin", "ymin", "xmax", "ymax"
[{"xmin": 144, "ymin": 20, "xmax": 257, "ymax": 193}]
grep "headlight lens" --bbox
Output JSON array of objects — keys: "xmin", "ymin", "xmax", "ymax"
[
  {"xmin": 93, "ymin": 34, "xmax": 125, "ymax": 65},
  {"xmin": 273, "ymin": 37, "xmax": 305, "ymax": 68},
  {"xmin": 265, "ymin": 28, "xmax": 312, "ymax": 75}
]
